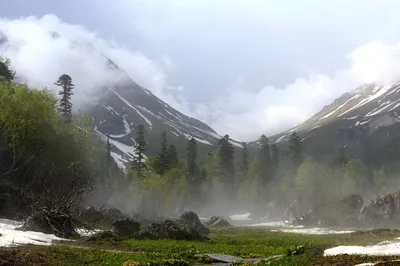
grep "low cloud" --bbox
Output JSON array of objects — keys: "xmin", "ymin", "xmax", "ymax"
[
  {"xmin": 0, "ymin": 14, "xmax": 171, "ymax": 111},
  {"xmin": 196, "ymin": 41, "xmax": 400, "ymax": 141},
  {"xmin": 1, "ymin": 15, "xmax": 400, "ymax": 141}
]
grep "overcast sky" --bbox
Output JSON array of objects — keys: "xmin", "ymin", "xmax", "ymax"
[{"xmin": 2, "ymin": 0, "xmax": 400, "ymax": 140}]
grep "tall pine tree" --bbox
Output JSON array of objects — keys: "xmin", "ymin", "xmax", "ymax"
[
  {"xmin": 240, "ymin": 142, "xmax": 249, "ymax": 172},
  {"xmin": 259, "ymin": 134, "xmax": 271, "ymax": 183},
  {"xmin": 187, "ymin": 137, "xmax": 198, "ymax": 178},
  {"xmin": 158, "ymin": 131, "xmax": 168, "ymax": 175},
  {"xmin": 55, "ymin": 74, "xmax": 74, "ymax": 123},
  {"xmin": 288, "ymin": 132, "xmax": 303, "ymax": 167},
  {"xmin": 0, "ymin": 59, "xmax": 14, "ymax": 82},
  {"xmin": 271, "ymin": 143, "xmax": 280, "ymax": 179},
  {"xmin": 218, "ymin": 135, "xmax": 235, "ymax": 196},
  {"xmin": 167, "ymin": 144, "xmax": 178, "ymax": 168},
  {"xmin": 134, "ymin": 124, "xmax": 146, "ymax": 179}
]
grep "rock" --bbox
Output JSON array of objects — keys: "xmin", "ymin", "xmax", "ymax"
[
  {"xmin": 18, "ymin": 209, "xmax": 79, "ymax": 238},
  {"xmin": 80, "ymin": 207, "xmax": 105, "ymax": 224},
  {"xmin": 296, "ymin": 194, "xmax": 363, "ymax": 227},
  {"xmin": 102, "ymin": 207, "xmax": 126, "ymax": 222},
  {"xmin": 86, "ymin": 230, "xmax": 120, "ymax": 242},
  {"xmin": 360, "ymin": 191, "xmax": 400, "ymax": 226},
  {"xmin": 136, "ymin": 220, "xmax": 208, "ymax": 241},
  {"xmin": 179, "ymin": 211, "xmax": 210, "ymax": 235},
  {"xmin": 204, "ymin": 216, "xmax": 231, "ymax": 227},
  {"xmin": 112, "ymin": 218, "xmax": 140, "ymax": 237}
]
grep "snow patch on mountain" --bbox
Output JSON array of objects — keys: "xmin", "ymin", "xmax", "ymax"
[
  {"xmin": 109, "ymin": 89, "xmax": 153, "ymax": 129},
  {"xmin": 102, "ymin": 104, "xmax": 120, "ymax": 116},
  {"xmin": 320, "ymin": 93, "xmax": 360, "ymax": 120},
  {"xmin": 109, "ymin": 116, "xmax": 131, "ymax": 139},
  {"xmin": 110, "ymin": 152, "xmax": 129, "ymax": 171},
  {"xmin": 339, "ymin": 85, "xmax": 390, "ymax": 117}
]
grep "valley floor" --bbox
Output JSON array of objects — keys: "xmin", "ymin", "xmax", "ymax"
[{"xmin": 2, "ymin": 224, "xmax": 400, "ymax": 265}]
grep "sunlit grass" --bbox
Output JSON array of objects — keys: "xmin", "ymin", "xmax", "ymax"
[{"xmin": 2, "ymin": 227, "xmax": 400, "ymax": 265}]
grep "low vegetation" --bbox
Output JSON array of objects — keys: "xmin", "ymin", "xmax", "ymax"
[{"xmin": 1, "ymin": 227, "xmax": 399, "ymax": 265}]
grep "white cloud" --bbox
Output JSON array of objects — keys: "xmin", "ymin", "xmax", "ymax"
[
  {"xmin": 195, "ymin": 41, "xmax": 400, "ymax": 141},
  {"xmin": 0, "ymin": 14, "xmax": 172, "ymax": 111},
  {"xmin": 2, "ymin": 14, "xmax": 400, "ymax": 142}
]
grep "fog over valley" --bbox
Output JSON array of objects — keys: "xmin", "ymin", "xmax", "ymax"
[{"xmin": 3, "ymin": 1, "xmax": 400, "ymax": 265}]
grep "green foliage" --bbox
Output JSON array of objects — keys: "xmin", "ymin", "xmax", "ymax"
[
  {"xmin": 288, "ymin": 132, "xmax": 303, "ymax": 167},
  {"xmin": 158, "ymin": 131, "xmax": 168, "ymax": 175},
  {"xmin": 342, "ymin": 159, "xmax": 370, "ymax": 195},
  {"xmin": 134, "ymin": 124, "xmax": 146, "ymax": 179},
  {"xmin": 186, "ymin": 137, "xmax": 197, "ymax": 178},
  {"xmin": 0, "ymin": 57, "xmax": 15, "ymax": 82},
  {"xmin": 240, "ymin": 142, "xmax": 249, "ymax": 172}
]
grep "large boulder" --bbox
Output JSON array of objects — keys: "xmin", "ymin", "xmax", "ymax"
[
  {"xmin": 204, "ymin": 216, "xmax": 231, "ymax": 227},
  {"xmin": 79, "ymin": 207, "xmax": 105, "ymax": 224},
  {"xmin": 112, "ymin": 218, "xmax": 140, "ymax": 237},
  {"xmin": 18, "ymin": 209, "xmax": 79, "ymax": 238},
  {"xmin": 360, "ymin": 191, "xmax": 400, "ymax": 226},
  {"xmin": 295, "ymin": 194, "xmax": 363, "ymax": 227},
  {"xmin": 86, "ymin": 230, "xmax": 120, "ymax": 242},
  {"xmin": 102, "ymin": 207, "xmax": 126, "ymax": 221},
  {"xmin": 136, "ymin": 220, "xmax": 208, "ymax": 241},
  {"xmin": 179, "ymin": 211, "xmax": 210, "ymax": 236}
]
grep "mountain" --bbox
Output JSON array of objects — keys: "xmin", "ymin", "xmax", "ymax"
[
  {"xmin": 88, "ymin": 59, "xmax": 247, "ymax": 172},
  {"xmin": 0, "ymin": 31, "xmax": 244, "ymax": 171},
  {"xmin": 266, "ymin": 82, "xmax": 400, "ymax": 168}
]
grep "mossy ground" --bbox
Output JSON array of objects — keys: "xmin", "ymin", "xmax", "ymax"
[{"xmin": 1, "ymin": 227, "xmax": 400, "ymax": 265}]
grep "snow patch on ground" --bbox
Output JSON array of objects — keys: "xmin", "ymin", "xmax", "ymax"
[
  {"xmin": 0, "ymin": 219, "xmax": 64, "ymax": 247},
  {"xmin": 229, "ymin": 213, "xmax": 252, "ymax": 221},
  {"xmin": 278, "ymin": 228, "xmax": 354, "ymax": 235},
  {"xmin": 324, "ymin": 237, "xmax": 400, "ymax": 256},
  {"xmin": 247, "ymin": 221, "xmax": 300, "ymax": 227}
]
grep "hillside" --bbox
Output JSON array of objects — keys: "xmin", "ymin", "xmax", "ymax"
[
  {"xmin": 265, "ymin": 82, "xmax": 400, "ymax": 168},
  {"xmin": 0, "ymin": 30, "xmax": 245, "ymax": 171},
  {"xmin": 89, "ymin": 57, "xmax": 245, "ymax": 171}
]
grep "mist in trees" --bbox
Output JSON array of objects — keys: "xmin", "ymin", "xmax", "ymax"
[{"xmin": 3, "ymin": 56, "xmax": 400, "ymax": 225}]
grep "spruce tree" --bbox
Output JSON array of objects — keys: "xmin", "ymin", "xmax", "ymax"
[
  {"xmin": 106, "ymin": 133, "xmax": 113, "ymax": 166},
  {"xmin": 134, "ymin": 124, "xmax": 146, "ymax": 179},
  {"xmin": 187, "ymin": 137, "xmax": 198, "ymax": 178},
  {"xmin": 158, "ymin": 131, "xmax": 168, "ymax": 175},
  {"xmin": 259, "ymin": 134, "xmax": 271, "ymax": 183},
  {"xmin": 337, "ymin": 145, "xmax": 348, "ymax": 166},
  {"xmin": 240, "ymin": 142, "xmax": 249, "ymax": 172},
  {"xmin": 200, "ymin": 167, "xmax": 207, "ymax": 182},
  {"xmin": 0, "ymin": 59, "xmax": 14, "ymax": 82},
  {"xmin": 55, "ymin": 74, "xmax": 74, "ymax": 122},
  {"xmin": 288, "ymin": 132, "xmax": 303, "ymax": 166},
  {"xmin": 218, "ymin": 135, "xmax": 235, "ymax": 196},
  {"xmin": 167, "ymin": 144, "xmax": 178, "ymax": 168},
  {"xmin": 271, "ymin": 143, "xmax": 280, "ymax": 178}
]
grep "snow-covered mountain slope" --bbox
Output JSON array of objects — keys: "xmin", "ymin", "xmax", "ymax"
[
  {"xmin": 258, "ymin": 82, "xmax": 400, "ymax": 168},
  {"xmin": 270, "ymin": 82, "xmax": 400, "ymax": 143},
  {"xmin": 88, "ymin": 56, "xmax": 246, "ymax": 171},
  {"xmin": 0, "ymin": 30, "xmax": 244, "ymax": 171}
]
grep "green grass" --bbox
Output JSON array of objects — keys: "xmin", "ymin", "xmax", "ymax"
[{"xmin": 2, "ymin": 227, "xmax": 400, "ymax": 265}]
